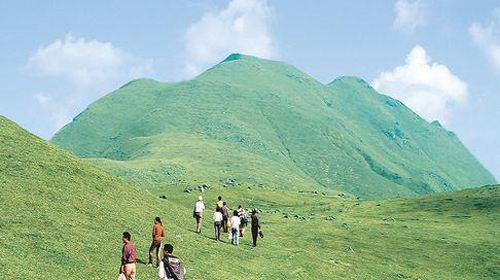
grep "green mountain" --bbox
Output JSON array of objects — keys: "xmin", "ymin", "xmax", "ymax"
[
  {"xmin": 1, "ymin": 116, "xmax": 499, "ymax": 279},
  {"xmin": 52, "ymin": 54, "xmax": 495, "ymax": 198}
]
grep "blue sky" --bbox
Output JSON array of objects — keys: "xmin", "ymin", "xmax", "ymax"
[{"xmin": 0, "ymin": 0, "xmax": 499, "ymax": 179}]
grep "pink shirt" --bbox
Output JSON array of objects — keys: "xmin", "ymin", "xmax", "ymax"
[{"xmin": 122, "ymin": 242, "xmax": 137, "ymax": 264}]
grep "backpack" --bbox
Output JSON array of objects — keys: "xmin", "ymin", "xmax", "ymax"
[{"xmin": 163, "ymin": 256, "xmax": 185, "ymax": 280}]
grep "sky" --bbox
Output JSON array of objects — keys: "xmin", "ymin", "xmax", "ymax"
[{"xmin": 0, "ymin": 0, "xmax": 499, "ymax": 180}]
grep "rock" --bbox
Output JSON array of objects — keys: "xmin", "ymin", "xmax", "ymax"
[{"xmin": 394, "ymin": 272, "xmax": 406, "ymax": 278}]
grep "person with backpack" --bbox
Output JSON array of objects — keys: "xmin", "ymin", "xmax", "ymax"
[
  {"xmin": 221, "ymin": 201, "xmax": 229, "ymax": 233},
  {"xmin": 213, "ymin": 208, "xmax": 223, "ymax": 241},
  {"xmin": 193, "ymin": 196, "xmax": 205, "ymax": 233},
  {"xmin": 237, "ymin": 205, "xmax": 248, "ymax": 237},
  {"xmin": 251, "ymin": 209, "xmax": 263, "ymax": 247},
  {"xmin": 158, "ymin": 243, "xmax": 186, "ymax": 280},
  {"xmin": 148, "ymin": 217, "xmax": 165, "ymax": 267},
  {"xmin": 120, "ymin": 232, "xmax": 137, "ymax": 280},
  {"xmin": 230, "ymin": 210, "xmax": 241, "ymax": 245}
]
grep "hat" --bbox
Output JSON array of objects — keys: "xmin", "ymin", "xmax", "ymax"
[{"xmin": 198, "ymin": 196, "xmax": 203, "ymax": 201}]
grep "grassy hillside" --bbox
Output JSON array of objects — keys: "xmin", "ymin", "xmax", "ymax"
[
  {"xmin": 0, "ymin": 116, "xmax": 168, "ymax": 278},
  {"xmin": 2, "ymin": 116, "xmax": 499, "ymax": 279},
  {"xmin": 51, "ymin": 54, "xmax": 495, "ymax": 198}
]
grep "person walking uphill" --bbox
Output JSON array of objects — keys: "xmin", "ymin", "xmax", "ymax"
[
  {"xmin": 237, "ymin": 205, "xmax": 248, "ymax": 237},
  {"xmin": 230, "ymin": 210, "xmax": 241, "ymax": 245},
  {"xmin": 120, "ymin": 232, "xmax": 137, "ymax": 280},
  {"xmin": 251, "ymin": 209, "xmax": 262, "ymax": 247},
  {"xmin": 216, "ymin": 195, "xmax": 224, "ymax": 210},
  {"xmin": 213, "ymin": 209, "xmax": 223, "ymax": 241},
  {"xmin": 193, "ymin": 196, "xmax": 205, "ymax": 233},
  {"xmin": 148, "ymin": 217, "xmax": 165, "ymax": 267},
  {"xmin": 221, "ymin": 201, "xmax": 229, "ymax": 233}
]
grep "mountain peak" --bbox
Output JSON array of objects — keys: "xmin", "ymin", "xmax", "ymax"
[{"xmin": 220, "ymin": 53, "xmax": 255, "ymax": 64}]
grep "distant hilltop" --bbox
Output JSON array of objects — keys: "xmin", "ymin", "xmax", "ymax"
[{"xmin": 51, "ymin": 53, "xmax": 496, "ymax": 198}]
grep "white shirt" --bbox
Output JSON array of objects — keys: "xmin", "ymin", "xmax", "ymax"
[
  {"xmin": 194, "ymin": 201, "xmax": 205, "ymax": 213},
  {"xmin": 213, "ymin": 211, "xmax": 223, "ymax": 222},
  {"xmin": 230, "ymin": 216, "xmax": 241, "ymax": 229}
]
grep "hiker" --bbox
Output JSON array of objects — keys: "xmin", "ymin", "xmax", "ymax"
[
  {"xmin": 237, "ymin": 205, "xmax": 248, "ymax": 237},
  {"xmin": 221, "ymin": 201, "xmax": 229, "ymax": 233},
  {"xmin": 193, "ymin": 196, "xmax": 205, "ymax": 233},
  {"xmin": 230, "ymin": 210, "xmax": 241, "ymax": 245},
  {"xmin": 158, "ymin": 243, "xmax": 186, "ymax": 280},
  {"xmin": 148, "ymin": 217, "xmax": 165, "ymax": 267},
  {"xmin": 251, "ymin": 209, "xmax": 262, "ymax": 247},
  {"xmin": 213, "ymin": 208, "xmax": 223, "ymax": 241},
  {"xmin": 216, "ymin": 195, "xmax": 224, "ymax": 211},
  {"xmin": 120, "ymin": 232, "xmax": 137, "ymax": 280}
]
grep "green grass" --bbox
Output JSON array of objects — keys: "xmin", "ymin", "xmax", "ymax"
[
  {"xmin": 51, "ymin": 54, "xmax": 495, "ymax": 199},
  {"xmin": 1, "ymin": 116, "xmax": 499, "ymax": 279}
]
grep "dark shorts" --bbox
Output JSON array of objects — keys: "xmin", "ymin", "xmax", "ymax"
[{"xmin": 194, "ymin": 212, "xmax": 202, "ymax": 222}]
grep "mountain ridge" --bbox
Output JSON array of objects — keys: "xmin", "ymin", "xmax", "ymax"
[{"xmin": 51, "ymin": 54, "xmax": 496, "ymax": 198}]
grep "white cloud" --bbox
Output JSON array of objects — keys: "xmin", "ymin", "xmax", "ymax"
[
  {"xmin": 393, "ymin": 0, "xmax": 426, "ymax": 32},
  {"xmin": 372, "ymin": 45, "xmax": 468, "ymax": 125},
  {"xmin": 28, "ymin": 34, "xmax": 153, "ymax": 132},
  {"xmin": 469, "ymin": 9, "xmax": 500, "ymax": 71},
  {"xmin": 34, "ymin": 93, "xmax": 50, "ymax": 105},
  {"xmin": 183, "ymin": 0, "xmax": 278, "ymax": 77}
]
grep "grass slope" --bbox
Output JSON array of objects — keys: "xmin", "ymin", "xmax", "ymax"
[
  {"xmin": 2, "ymin": 116, "xmax": 499, "ymax": 279},
  {"xmin": 51, "ymin": 54, "xmax": 495, "ymax": 198},
  {"xmin": 0, "ymin": 116, "xmax": 169, "ymax": 278}
]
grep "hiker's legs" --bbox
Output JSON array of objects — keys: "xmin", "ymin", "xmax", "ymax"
[
  {"xmin": 155, "ymin": 241, "xmax": 161, "ymax": 267},
  {"xmin": 148, "ymin": 240, "xmax": 161, "ymax": 266},
  {"xmin": 218, "ymin": 223, "xmax": 221, "ymax": 240},
  {"xmin": 252, "ymin": 228, "xmax": 258, "ymax": 247},
  {"xmin": 231, "ymin": 228, "xmax": 237, "ymax": 245},
  {"xmin": 213, "ymin": 222, "xmax": 217, "ymax": 240},
  {"xmin": 240, "ymin": 224, "xmax": 245, "ymax": 237},
  {"xmin": 217, "ymin": 223, "xmax": 222, "ymax": 240},
  {"xmin": 124, "ymin": 263, "xmax": 136, "ymax": 280},
  {"xmin": 195, "ymin": 216, "xmax": 202, "ymax": 233},
  {"xmin": 222, "ymin": 216, "xmax": 228, "ymax": 232},
  {"xmin": 148, "ymin": 241, "xmax": 155, "ymax": 265},
  {"xmin": 232, "ymin": 228, "xmax": 239, "ymax": 245},
  {"xmin": 214, "ymin": 222, "xmax": 221, "ymax": 240}
]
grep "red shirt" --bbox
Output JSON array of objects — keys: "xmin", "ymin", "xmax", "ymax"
[{"xmin": 121, "ymin": 242, "xmax": 137, "ymax": 264}]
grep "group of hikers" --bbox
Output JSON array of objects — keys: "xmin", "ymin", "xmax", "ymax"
[
  {"xmin": 193, "ymin": 195, "xmax": 263, "ymax": 247},
  {"xmin": 118, "ymin": 195, "xmax": 263, "ymax": 280}
]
